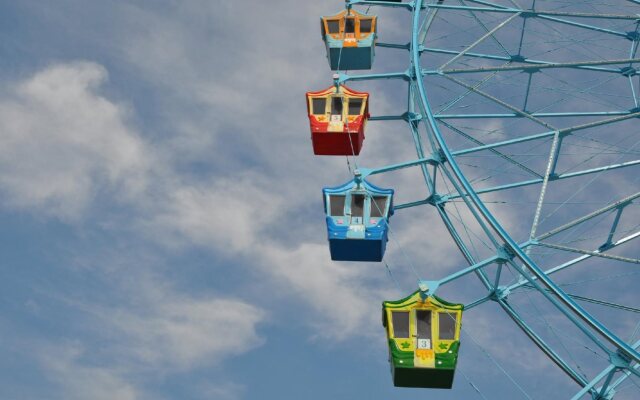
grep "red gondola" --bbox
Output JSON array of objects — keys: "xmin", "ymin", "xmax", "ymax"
[{"xmin": 306, "ymin": 85, "xmax": 370, "ymax": 156}]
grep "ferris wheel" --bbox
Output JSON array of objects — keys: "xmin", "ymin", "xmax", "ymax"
[{"xmin": 307, "ymin": 1, "xmax": 640, "ymax": 398}]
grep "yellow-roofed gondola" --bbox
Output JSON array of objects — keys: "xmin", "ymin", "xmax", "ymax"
[
  {"xmin": 306, "ymin": 84, "xmax": 369, "ymax": 155},
  {"xmin": 321, "ymin": 9, "xmax": 377, "ymax": 70},
  {"xmin": 383, "ymin": 288, "xmax": 463, "ymax": 389}
]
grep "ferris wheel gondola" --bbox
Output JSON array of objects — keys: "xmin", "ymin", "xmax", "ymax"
[
  {"xmin": 321, "ymin": 9, "xmax": 377, "ymax": 70},
  {"xmin": 306, "ymin": 84, "xmax": 369, "ymax": 156},
  {"xmin": 383, "ymin": 289, "xmax": 463, "ymax": 389},
  {"xmin": 322, "ymin": 178, "xmax": 393, "ymax": 261}
]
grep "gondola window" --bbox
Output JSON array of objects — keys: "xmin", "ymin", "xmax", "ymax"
[{"xmin": 392, "ymin": 311, "xmax": 410, "ymax": 338}]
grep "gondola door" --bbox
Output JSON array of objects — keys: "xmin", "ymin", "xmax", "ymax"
[
  {"xmin": 328, "ymin": 96, "xmax": 344, "ymax": 132},
  {"xmin": 414, "ymin": 310, "xmax": 435, "ymax": 368},
  {"xmin": 343, "ymin": 16, "xmax": 357, "ymax": 47},
  {"xmin": 346, "ymin": 192, "xmax": 365, "ymax": 239}
]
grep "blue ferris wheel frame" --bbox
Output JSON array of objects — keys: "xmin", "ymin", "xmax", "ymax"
[{"xmin": 333, "ymin": 0, "xmax": 640, "ymax": 397}]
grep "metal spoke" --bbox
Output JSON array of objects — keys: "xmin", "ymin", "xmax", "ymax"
[
  {"xmin": 537, "ymin": 192, "xmax": 640, "ymax": 241},
  {"xmin": 535, "ymin": 242, "xmax": 640, "ymax": 264},
  {"xmin": 430, "ymin": 58, "xmax": 640, "ymax": 75},
  {"xmin": 441, "ymin": 74, "xmax": 558, "ymax": 130},
  {"xmin": 438, "ymin": 12, "xmax": 522, "ymax": 70},
  {"xmin": 508, "ymin": 230, "xmax": 640, "ymax": 293},
  {"xmin": 341, "ymin": 1, "xmax": 640, "ymax": 396},
  {"xmin": 447, "ymin": 160, "xmax": 640, "ymax": 199}
]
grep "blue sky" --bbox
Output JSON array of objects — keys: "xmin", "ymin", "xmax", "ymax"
[{"xmin": 0, "ymin": 1, "xmax": 639, "ymax": 399}]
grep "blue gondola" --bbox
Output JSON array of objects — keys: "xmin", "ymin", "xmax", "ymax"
[
  {"xmin": 323, "ymin": 178, "xmax": 394, "ymax": 261},
  {"xmin": 321, "ymin": 9, "xmax": 377, "ymax": 71}
]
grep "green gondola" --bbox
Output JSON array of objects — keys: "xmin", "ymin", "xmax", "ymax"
[{"xmin": 382, "ymin": 289, "xmax": 463, "ymax": 389}]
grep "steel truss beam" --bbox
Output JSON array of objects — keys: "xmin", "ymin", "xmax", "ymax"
[
  {"xmin": 345, "ymin": 0, "xmax": 640, "ymax": 394},
  {"xmin": 570, "ymin": 340, "xmax": 640, "ymax": 400},
  {"xmin": 508, "ymin": 230, "xmax": 640, "ymax": 293},
  {"xmin": 533, "ymin": 242, "xmax": 640, "ymax": 264},
  {"xmin": 425, "ymin": 58, "xmax": 640, "ymax": 75},
  {"xmin": 428, "ymin": 3, "xmax": 640, "ymax": 20},
  {"xmin": 422, "ymin": 47, "xmax": 622, "ymax": 73},
  {"xmin": 446, "ymin": 160, "xmax": 640, "ymax": 200},
  {"xmin": 453, "ymin": 111, "xmax": 640, "ymax": 156},
  {"xmin": 411, "ymin": 0, "xmax": 640, "ymax": 365}
]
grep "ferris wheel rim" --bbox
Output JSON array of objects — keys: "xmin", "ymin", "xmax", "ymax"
[
  {"xmin": 408, "ymin": 0, "xmax": 640, "ymax": 365},
  {"xmin": 333, "ymin": 1, "xmax": 640, "ymax": 397}
]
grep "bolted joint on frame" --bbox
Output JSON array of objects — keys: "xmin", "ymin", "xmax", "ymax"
[
  {"xmin": 417, "ymin": 280, "xmax": 440, "ymax": 298},
  {"xmin": 497, "ymin": 245, "xmax": 516, "ymax": 262},
  {"xmin": 427, "ymin": 193, "xmax": 446, "ymax": 206},
  {"xmin": 510, "ymin": 54, "xmax": 526, "ymax": 63},
  {"xmin": 406, "ymin": 67, "xmax": 418, "ymax": 81},
  {"xmin": 620, "ymin": 66, "xmax": 637, "ymax": 77},
  {"xmin": 610, "ymin": 350, "xmax": 631, "ymax": 369},
  {"xmin": 626, "ymin": 31, "xmax": 640, "ymax": 42},
  {"xmin": 491, "ymin": 285, "xmax": 511, "ymax": 302},
  {"xmin": 596, "ymin": 388, "xmax": 616, "ymax": 400},
  {"xmin": 402, "ymin": 111, "xmax": 423, "ymax": 123},
  {"xmin": 430, "ymin": 148, "xmax": 447, "ymax": 164},
  {"xmin": 346, "ymin": 0, "xmax": 415, "ymax": 11},
  {"xmin": 598, "ymin": 242, "xmax": 614, "ymax": 252},
  {"xmin": 520, "ymin": 10, "xmax": 536, "ymax": 19}
]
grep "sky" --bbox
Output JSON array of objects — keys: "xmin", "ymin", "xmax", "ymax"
[{"xmin": 0, "ymin": 1, "xmax": 638, "ymax": 399}]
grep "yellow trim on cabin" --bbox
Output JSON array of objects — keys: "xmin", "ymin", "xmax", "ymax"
[
  {"xmin": 322, "ymin": 9, "xmax": 377, "ymax": 41},
  {"xmin": 307, "ymin": 88, "xmax": 368, "ymax": 118},
  {"xmin": 384, "ymin": 292, "xmax": 463, "ymax": 355}
]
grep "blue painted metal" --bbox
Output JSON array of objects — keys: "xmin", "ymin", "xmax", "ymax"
[
  {"xmin": 601, "ymin": 205, "xmax": 627, "ymax": 250},
  {"xmin": 570, "ymin": 340, "xmax": 640, "ymax": 400},
  {"xmin": 606, "ymin": 361, "xmax": 640, "ymax": 398},
  {"xmin": 428, "ymin": 3, "xmax": 640, "ymax": 20},
  {"xmin": 411, "ymin": 0, "xmax": 640, "ymax": 363},
  {"xmin": 377, "ymin": 41, "xmax": 410, "ymax": 50},
  {"xmin": 360, "ymin": 155, "xmax": 437, "ymax": 177},
  {"xmin": 326, "ymin": 45, "xmax": 375, "ymax": 70},
  {"xmin": 446, "ymin": 159, "xmax": 640, "ymax": 200},
  {"xmin": 323, "ymin": 178, "xmax": 394, "ymax": 261},
  {"xmin": 436, "ymin": 111, "xmax": 631, "ymax": 119},
  {"xmin": 537, "ymin": 192, "xmax": 640, "ymax": 241},
  {"xmin": 423, "ymin": 58, "xmax": 640, "ymax": 76},
  {"xmin": 507, "ymin": 230, "xmax": 640, "ymax": 293},
  {"xmin": 538, "ymin": 15, "xmax": 628, "ymax": 38},
  {"xmin": 438, "ymin": 256, "xmax": 501, "ymax": 285},
  {"xmin": 464, "ymin": 294, "xmax": 492, "ymax": 310},
  {"xmin": 452, "ymin": 109, "xmax": 640, "ymax": 156},
  {"xmin": 369, "ymin": 114, "xmax": 412, "ymax": 121},
  {"xmin": 438, "ymin": 120, "xmax": 543, "ymax": 179},
  {"xmin": 417, "ymin": 280, "xmax": 440, "ymax": 296},
  {"xmin": 394, "ymin": 198, "xmax": 431, "ymax": 210},
  {"xmin": 421, "ymin": 47, "xmax": 621, "ymax": 73},
  {"xmin": 338, "ymin": 70, "xmax": 411, "ymax": 82},
  {"xmin": 347, "ymin": 1, "xmax": 414, "ymax": 11}
]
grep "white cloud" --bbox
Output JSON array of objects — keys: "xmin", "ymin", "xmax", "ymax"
[
  {"xmin": 260, "ymin": 242, "xmax": 387, "ymax": 340},
  {"xmin": 43, "ymin": 345, "xmax": 139, "ymax": 400},
  {"xmin": 36, "ymin": 272, "xmax": 265, "ymax": 398},
  {"xmin": 146, "ymin": 176, "xmax": 283, "ymax": 253},
  {"xmin": 0, "ymin": 62, "xmax": 150, "ymax": 220},
  {"xmin": 68, "ymin": 270, "xmax": 267, "ymax": 372},
  {"xmin": 190, "ymin": 381, "xmax": 246, "ymax": 400},
  {"xmin": 109, "ymin": 294, "xmax": 265, "ymax": 370}
]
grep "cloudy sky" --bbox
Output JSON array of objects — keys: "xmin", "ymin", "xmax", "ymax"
[{"xmin": 0, "ymin": 1, "xmax": 638, "ymax": 399}]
